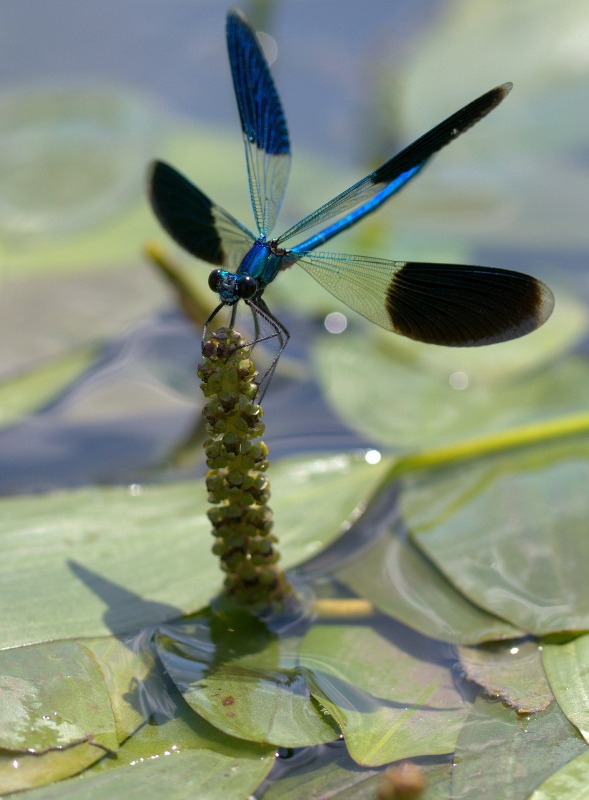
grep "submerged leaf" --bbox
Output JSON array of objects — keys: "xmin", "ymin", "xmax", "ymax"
[
  {"xmin": 529, "ymin": 748, "xmax": 589, "ymax": 800},
  {"xmin": 458, "ymin": 638, "xmax": 553, "ymax": 713},
  {"xmin": 155, "ymin": 612, "xmax": 338, "ymax": 747},
  {"xmin": 299, "ymin": 624, "xmax": 468, "ymax": 766},
  {"xmin": 263, "ymin": 746, "xmax": 451, "ymax": 800},
  {"xmin": 452, "ymin": 695, "xmax": 586, "ymax": 799}
]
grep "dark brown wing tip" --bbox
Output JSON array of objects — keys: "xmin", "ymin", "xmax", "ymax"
[{"xmin": 385, "ymin": 263, "xmax": 555, "ymax": 347}]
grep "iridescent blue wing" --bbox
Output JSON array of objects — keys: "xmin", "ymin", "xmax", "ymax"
[
  {"xmin": 278, "ymin": 84, "xmax": 511, "ymax": 253},
  {"xmin": 148, "ymin": 160, "xmax": 256, "ymax": 269},
  {"xmin": 227, "ymin": 8, "xmax": 291, "ymax": 239},
  {"xmin": 294, "ymin": 250, "xmax": 554, "ymax": 345}
]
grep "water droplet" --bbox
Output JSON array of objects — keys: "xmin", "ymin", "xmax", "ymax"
[
  {"xmin": 324, "ymin": 311, "xmax": 347, "ymax": 334},
  {"xmin": 365, "ymin": 449, "xmax": 381, "ymax": 465},
  {"xmin": 449, "ymin": 370, "xmax": 469, "ymax": 390}
]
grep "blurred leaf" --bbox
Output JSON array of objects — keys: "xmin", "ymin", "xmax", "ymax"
[
  {"xmin": 403, "ymin": 437, "xmax": 589, "ymax": 635},
  {"xmin": 299, "ymin": 624, "xmax": 468, "ymax": 766},
  {"xmin": 263, "ymin": 746, "xmax": 451, "ymax": 800},
  {"xmin": 0, "ymin": 84, "xmax": 159, "ymax": 242},
  {"xmin": 261, "ymin": 745, "xmax": 381, "ymax": 800},
  {"xmin": 458, "ymin": 639, "xmax": 553, "ymax": 713},
  {"xmin": 542, "ymin": 635, "xmax": 589, "ymax": 744},
  {"xmin": 0, "ymin": 348, "xmax": 96, "ymax": 427},
  {"xmin": 155, "ymin": 613, "xmax": 338, "ymax": 748},
  {"xmin": 397, "ymin": 0, "xmax": 589, "ymax": 252},
  {"xmin": 337, "ymin": 525, "xmax": 522, "ymax": 645},
  {"xmin": 529, "ymin": 748, "xmax": 589, "ymax": 800},
  {"xmin": 0, "ymin": 267, "xmax": 167, "ymax": 382},
  {"xmin": 0, "ymin": 123, "xmax": 344, "ymax": 389},
  {"xmin": 0, "ymin": 127, "xmax": 238, "ymax": 276},
  {"xmin": 314, "ymin": 294, "xmax": 589, "ymax": 450},
  {"xmin": 452, "ymin": 695, "xmax": 586, "ymax": 799},
  {"xmin": 403, "ymin": 1, "xmax": 589, "ymax": 145},
  {"xmin": 374, "ymin": 293, "xmax": 587, "ymax": 386},
  {"xmin": 0, "ymin": 453, "xmax": 389, "ymax": 649}
]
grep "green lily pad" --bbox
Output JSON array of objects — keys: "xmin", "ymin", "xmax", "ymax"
[
  {"xmin": 452, "ymin": 695, "xmax": 587, "ymax": 799},
  {"xmin": 82, "ymin": 637, "xmax": 160, "ymax": 743},
  {"xmin": 314, "ymin": 294, "xmax": 589, "ymax": 450},
  {"xmin": 542, "ymin": 634, "xmax": 589, "ymax": 744},
  {"xmin": 529, "ymin": 748, "xmax": 589, "ymax": 800},
  {"xmin": 15, "ymin": 688, "xmax": 274, "ymax": 799},
  {"xmin": 458, "ymin": 638, "xmax": 553, "ymax": 713},
  {"xmin": 0, "ymin": 453, "xmax": 389, "ymax": 650},
  {"xmin": 0, "ymin": 640, "xmax": 118, "ymax": 754},
  {"xmin": 337, "ymin": 519, "xmax": 522, "ymax": 645},
  {"xmin": 155, "ymin": 612, "xmax": 339, "ymax": 748},
  {"xmin": 1, "ymin": 631, "xmax": 275, "ymax": 797},
  {"xmin": 299, "ymin": 624, "xmax": 468, "ymax": 766},
  {"xmin": 0, "ymin": 743, "xmax": 103, "ymax": 796},
  {"xmin": 0, "ymin": 640, "xmax": 119, "ymax": 794},
  {"xmin": 404, "ymin": 437, "xmax": 589, "ymax": 635}
]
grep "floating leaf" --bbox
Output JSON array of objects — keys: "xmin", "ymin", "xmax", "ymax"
[
  {"xmin": 337, "ymin": 519, "xmax": 522, "ymax": 645},
  {"xmin": 452, "ymin": 695, "xmax": 587, "ymax": 799},
  {"xmin": 404, "ymin": 437, "xmax": 589, "ymax": 635},
  {"xmin": 0, "ymin": 743, "xmax": 103, "ymax": 796},
  {"xmin": 458, "ymin": 638, "xmax": 553, "ymax": 713},
  {"xmin": 314, "ymin": 294, "xmax": 589, "ymax": 450},
  {"xmin": 529, "ymin": 748, "xmax": 589, "ymax": 800},
  {"xmin": 82, "ymin": 637, "xmax": 161, "ymax": 743},
  {"xmin": 0, "ymin": 640, "xmax": 118, "ymax": 754},
  {"xmin": 542, "ymin": 634, "xmax": 589, "ymax": 744},
  {"xmin": 155, "ymin": 612, "xmax": 338, "ymax": 747},
  {"xmin": 0, "ymin": 453, "xmax": 388, "ymax": 650},
  {"xmin": 0, "ymin": 641, "xmax": 118, "ymax": 793},
  {"xmin": 17, "ymin": 692, "xmax": 274, "ymax": 799},
  {"xmin": 299, "ymin": 624, "xmax": 468, "ymax": 766}
]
